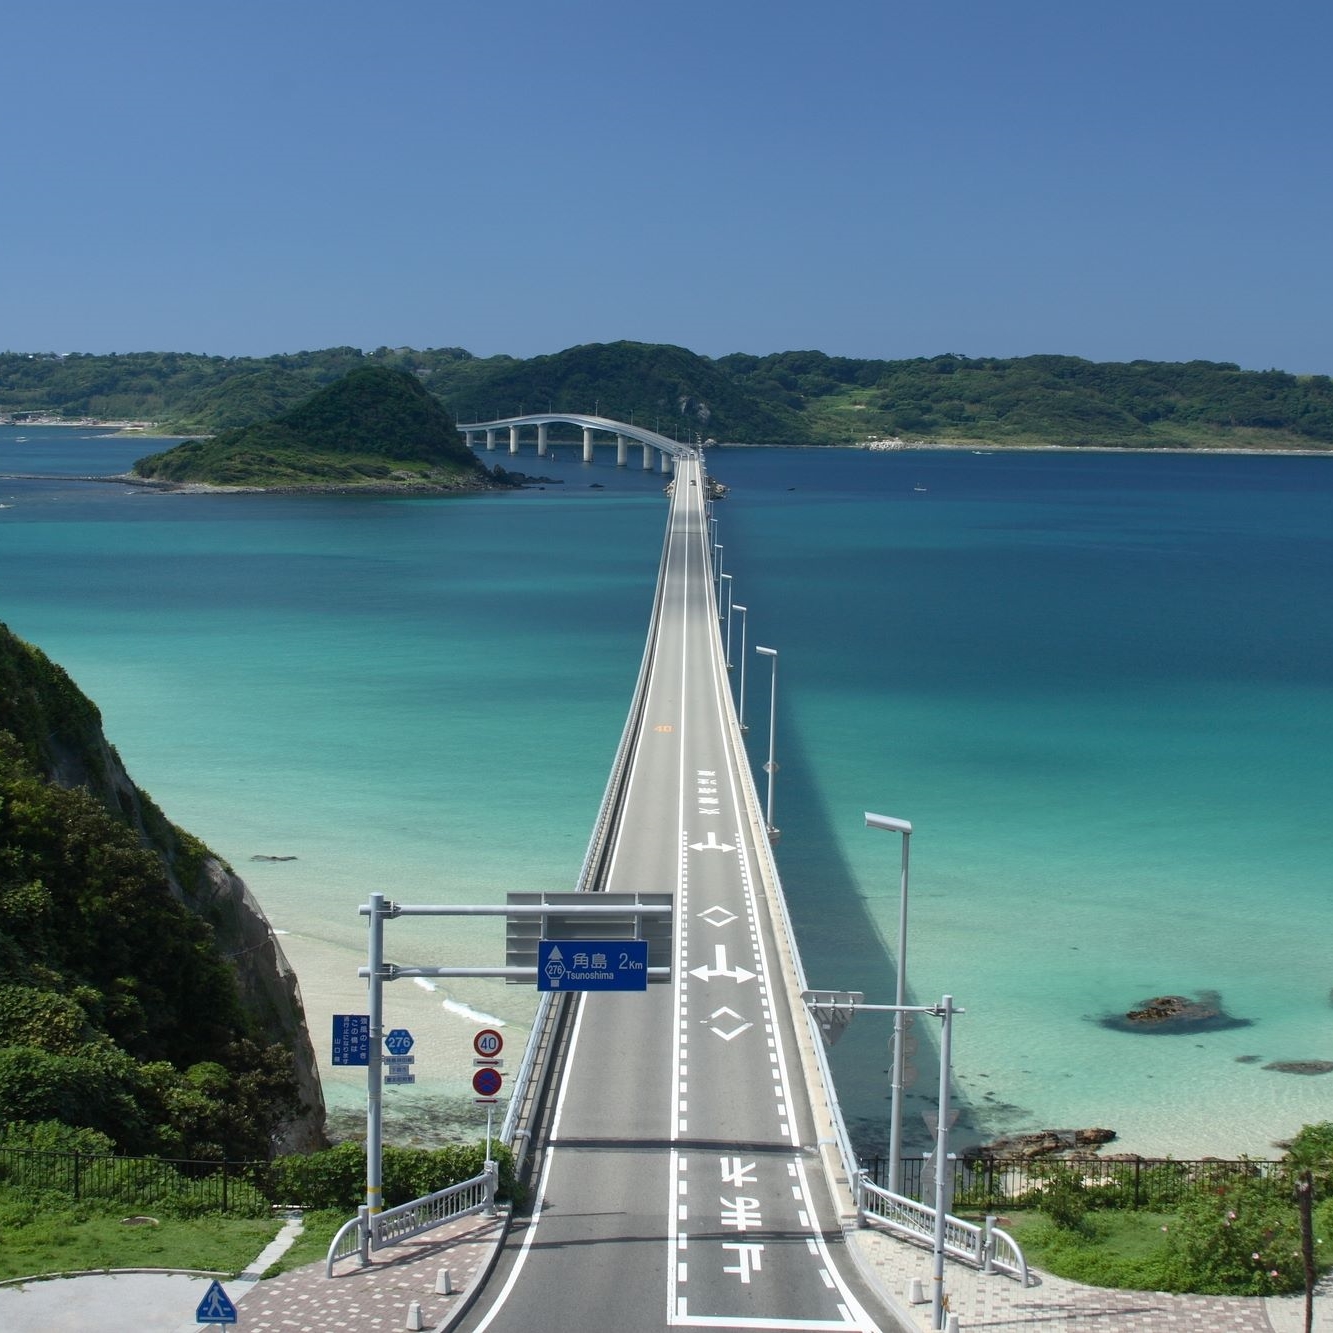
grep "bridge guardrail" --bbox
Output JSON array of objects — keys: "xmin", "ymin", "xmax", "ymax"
[{"xmin": 717, "ymin": 639, "xmax": 863, "ymax": 1209}]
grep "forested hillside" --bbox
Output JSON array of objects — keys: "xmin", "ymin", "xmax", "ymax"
[
  {"xmin": 4, "ymin": 343, "xmax": 1332, "ymax": 450},
  {"xmin": 0, "ymin": 625, "xmax": 325, "ymax": 1159},
  {"xmin": 134, "ymin": 365, "xmax": 491, "ymax": 489}
]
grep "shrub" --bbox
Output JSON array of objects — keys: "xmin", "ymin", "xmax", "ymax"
[
  {"xmin": 1161, "ymin": 1176, "xmax": 1303, "ymax": 1295},
  {"xmin": 264, "ymin": 1140, "xmax": 517, "ymax": 1212},
  {"xmin": 0, "ymin": 1118, "xmax": 116, "ymax": 1156},
  {"xmin": 1037, "ymin": 1166, "xmax": 1091, "ymax": 1232}
]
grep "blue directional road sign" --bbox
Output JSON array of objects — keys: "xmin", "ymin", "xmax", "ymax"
[
  {"xmin": 384, "ymin": 1028, "xmax": 415, "ymax": 1056},
  {"xmin": 331, "ymin": 1014, "xmax": 370, "ymax": 1066},
  {"xmin": 196, "ymin": 1278, "xmax": 238, "ymax": 1324},
  {"xmin": 538, "ymin": 940, "xmax": 648, "ymax": 992}
]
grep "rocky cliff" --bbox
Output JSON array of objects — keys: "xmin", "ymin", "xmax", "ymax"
[{"xmin": 0, "ymin": 623, "xmax": 326, "ymax": 1155}]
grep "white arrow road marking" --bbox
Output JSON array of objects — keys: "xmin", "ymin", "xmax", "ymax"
[
  {"xmin": 690, "ymin": 945, "xmax": 755, "ymax": 985},
  {"xmin": 707, "ymin": 1008, "xmax": 753, "ymax": 1042},
  {"xmin": 689, "ymin": 830, "xmax": 735, "ymax": 852}
]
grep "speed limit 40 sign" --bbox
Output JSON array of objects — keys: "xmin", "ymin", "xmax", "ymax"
[{"xmin": 474, "ymin": 1029, "xmax": 503, "ymax": 1059}]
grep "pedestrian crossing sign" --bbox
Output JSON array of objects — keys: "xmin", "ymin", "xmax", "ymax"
[{"xmin": 196, "ymin": 1278, "xmax": 238, "ymax": 1324}]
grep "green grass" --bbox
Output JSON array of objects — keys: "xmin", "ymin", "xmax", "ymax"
[
  {"xmin": 997, "ymin": 1209, "xmax": 1176, "ymax": 1289},
  {"xmin": 259, "ymin": 1209, "xmax": 346, "ymax": 1277},
  {"xmin": 977, "ymin": 1205, "xmax": 1333, "ymax": 1293},
  {"xmin": 0, "ymin": 1192, "xmax": 282, "ymax": 1280}
]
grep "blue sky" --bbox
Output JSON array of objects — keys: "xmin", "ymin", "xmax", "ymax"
[{"xmin": 5, "ymin": 0, "xmax": 1330, "ymax": 372}]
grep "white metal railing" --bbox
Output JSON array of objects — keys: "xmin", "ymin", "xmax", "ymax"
[
  {"xmin": 326, "ymin": 1162, "xmax": 497, "ymax": 1277},
  {"xmin": 857, "ymin": 1175, "xmax": 1029, "ymax": 1287},
  {"xmin": 326, "ymin": 1208, "xmax": 368, "ymax": 1275}
]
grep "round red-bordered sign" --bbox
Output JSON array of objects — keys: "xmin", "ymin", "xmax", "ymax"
[
  {"xmin": 473, "ymin": 1066, "xmax": 503, "ymax": 1098},
  {"xmin": 473, "ymin": 1028, "xmax": 504, "ymax": 1058}
]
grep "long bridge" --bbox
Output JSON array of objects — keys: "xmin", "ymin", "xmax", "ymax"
[
  {"xmin": 340, "ymin": 421, "xmax": 1024, "ymax": 1330},
  {"xmin": 462, "ymin": 412, "xmax": 695, "ymax": 471},
  {"xmin": 451, "ymin": 436, "xmax": 889, "ymax": 1331}
]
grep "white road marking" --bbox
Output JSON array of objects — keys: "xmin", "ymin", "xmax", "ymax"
[
  {"xmin": 721, "ymin": 1241, "xmax": 764, "ymax": 1284},
  {"xmin": 689, "ymin": 830, "xmax": 734, "ymax": 850},
  {"xmin": 706, "ymin": 1006, "xmax": 753, "ymax": 1041},
  {"xmin": 698, "ymin": 904, "xmax": 738, "ymax": 927},
  {"xmin": 689, "ymin": 943, "xmax": 756, "ymax": 984},
  {"xmin": 720, "ymin": 1157, "xmax": 757, "ymax": 1186}
]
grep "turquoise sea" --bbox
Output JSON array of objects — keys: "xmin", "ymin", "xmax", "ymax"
[{"xmin": 2, "ymin": 427, "xmax": 1331, "ymax": 1159}]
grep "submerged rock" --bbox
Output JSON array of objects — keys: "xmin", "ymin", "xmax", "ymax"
[
  {"xmin": 1262, "ymin": 1060, "xmax": 1333, "ymax": 1075},
  {"xmin": 1128, "ymin": 994, "xmax": 1217, "ymax": 1024},
  {"xmin": 1099, "ymin": 989, "xmax": 1250, "ymax": 1034},
  {"xmin": 970, "ymin": 1127, "xmax": 1116, "ymax": 1159}
]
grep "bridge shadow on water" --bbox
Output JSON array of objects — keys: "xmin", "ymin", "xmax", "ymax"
[{"xmin": 744, "ymin": 716, "xmax": 985, "ymax": 1166}]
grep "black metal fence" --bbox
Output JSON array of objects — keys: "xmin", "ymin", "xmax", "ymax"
[
  {"xmin": 863, "ymin": 1154, "xmax": 1299, "ymax": 1211},
  {"xmin": 0, "ymin": 1147, "xmax": 270, "ymax": 1216}
]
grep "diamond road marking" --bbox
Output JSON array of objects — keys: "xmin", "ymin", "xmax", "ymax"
[
  {"xmin": 707, "ymin": 1007, "xmax": 754, "ymax": 1042},
  {"xmin": 699, "ymin": 905, "xmax": 737, "ymax": 928}
]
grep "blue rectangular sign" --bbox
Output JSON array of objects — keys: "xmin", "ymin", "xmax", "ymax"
[
  {"xmin": 538, "ymin": 940, "xmax": 648, "ymax": 992},
  {"xmin": 331, "ymin": 1014, "xmax": 371, "ymax": 1066}
]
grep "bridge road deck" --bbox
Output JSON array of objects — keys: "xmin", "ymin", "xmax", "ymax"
[{"xmin": 459, "ymin": 456, "xmax": 889, "ymax": 1332}]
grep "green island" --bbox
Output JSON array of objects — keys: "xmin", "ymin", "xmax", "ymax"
[
  {"xmin": 131, "ymin": 365, "xmax": 494, "ymax": 491},
  {"xmin": 4, "ymin": 342, "xmax": 1332, "ymax": 451}
]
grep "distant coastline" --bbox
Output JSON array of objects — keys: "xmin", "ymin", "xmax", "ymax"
[
  {"xmin": 0, "ymin": 415, "xmax": 164, "ymax": 434},
  {"xmin": 9, "ymin": 418, "xmax": 1330, "ymax": 460}
]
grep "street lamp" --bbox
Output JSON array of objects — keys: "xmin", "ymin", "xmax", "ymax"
[
  {"xmin": 929, "ymin": 995, "xmax": 957, "ymax": 1332},
  {"xmin": 732, "ymin": 605, "xmax": 748, "ymax": 729},
  {"xmin": 755, "ymin": 646, "xmax": 778, "ymax": 837},
  {"xmin": 720, "ymin": 571, "xmax": 733, "ymax": 640},
  {"xmin": 865, "ymin": 812, "xmax": 913, "ymax": 1198},
  {"xmin": 714, "ymin": 543, "xmax": 724, "ymax": 590}
]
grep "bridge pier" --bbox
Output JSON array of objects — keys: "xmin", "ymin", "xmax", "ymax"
[
  {"xmin": 485, "ymin": 428, "xmax": 496, "ymax": 451},
  {"xmin": 583, "ymin": 427, "xmax": 594, "ymax": 463},
  {"xmin": 537, "ymin": 423, "xmax": 548, "ymax": 457},
  {"xmin": 510, "ymin": 425, "xmax": 521, "ymax": 455},
  {"xmin": 642, "ymin": 443, "xmax": 654, "ymax": 470},
  {"xmin": 464, "ymin": 431, "xmax": 476, "ymax": 450},
  {"xmin": 660, "ymin": 449, "xmax": 672, "ymax": 473},
  {"xmin": 616, "ymin": 434, "xmax": 628, "ymax": 467}
]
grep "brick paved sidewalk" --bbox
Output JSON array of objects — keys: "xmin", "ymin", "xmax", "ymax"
[{"xmin": 235, "ymin": 1210, "xmax": 509, "ymax": 1333}]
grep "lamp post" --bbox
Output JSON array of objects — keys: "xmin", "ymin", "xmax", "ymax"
[
  {"xmin": 928, "ymin": 994, "xmax": 957, "ymax": 1332},
  {"xmin": 865, "ymin": 812, "xmax": 913, "ymax": 1198},
  {"xmin": 714, "ymin": 542, "xmax": 723, "ymax": 590},
  {"xmin": 720, "ymin": 571, "xmax": 733, "ymax": 639},
  {"xmin": 732, "ymin": 605, "xmax": 748, "ymax": 729},
  {"xmin": 755, "ymin": 646, "xmax": 778, "ymax": 836},
  {"xmin": 802, "ymin": 989, "xmax": 963, "ymax": 1332}
]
